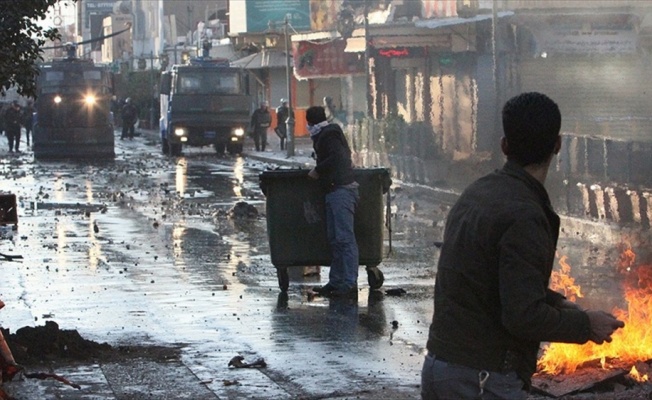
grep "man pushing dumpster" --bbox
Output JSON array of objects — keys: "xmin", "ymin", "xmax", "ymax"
[{"xmin": 306, "ymin": 106, "xmax": 360, "ymax": 298}]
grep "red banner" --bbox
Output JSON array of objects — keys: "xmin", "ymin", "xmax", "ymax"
[{"xmin": 293, "ymin": 40, "xmax": 365, "ymax": 80}]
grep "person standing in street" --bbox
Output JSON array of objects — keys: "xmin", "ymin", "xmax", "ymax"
[
  {"xmin": 250, "ymin": 101, "xmax": 271, "ymax": 152},
  {"xmin": 421, "ymin": 92, "xmax": 625, "ymax": 400},
  {"xmin": 121, "ymin": 98, "xmax": 138, "ymax": 140},
  {"xmin": 110, "ymin": 96, "xmax": 121, "ymax": 128},
  {"xmin": 307, "ymin": 106, "xmax": 360, "ymax": 298},
  {"xmin": 4, "ymin": 101, "xmax": 22, "ymax": 152},
  {"xmin": 22, "ymin": 100, "xmax": 35, "ymax": 147},
  {"xmin": 275, "ymin": 98, "xmax": 290, "ymax": 151}
]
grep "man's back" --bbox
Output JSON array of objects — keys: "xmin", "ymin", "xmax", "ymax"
[
  {"xmin": 422, "ymin": 92, "xmax": 625, "ymax": 400},
  {"xmin": 4, "ymin": 106, "xmax": 21, "ymax": 129},
  {"xmin": 122, "ymin": 104, "xmax": 137, "ymax": 122}
]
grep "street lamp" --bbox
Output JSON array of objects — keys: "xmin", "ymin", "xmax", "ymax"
[{"xmin": 283, "ymin": 14, "xmax": 295, "ymax": 157}]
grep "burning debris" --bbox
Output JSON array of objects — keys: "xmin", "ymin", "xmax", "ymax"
[{"xmin": 532, "ymin": 243, "xmax": 652, "ymax": 398}]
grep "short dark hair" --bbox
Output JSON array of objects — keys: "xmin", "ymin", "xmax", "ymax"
[
  {"xmin": 502, "ymin": 92, "xmax": 561, "ymax": 166},
  {"xmin": 306, "ymin": 106, "xmax": 327, "ymax": 125}
]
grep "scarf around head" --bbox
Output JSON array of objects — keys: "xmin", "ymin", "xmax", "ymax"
[{"xmin": 308, "ymin": 121, "xmax": 330, "ymax": 137}]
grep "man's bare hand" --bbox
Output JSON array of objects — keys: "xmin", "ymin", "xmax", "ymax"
[
  {"xmin": 308, "ymin": 168, "xmax": 319, "ymax": 179},
  {"xmin": 586, "ymin": 310, "xmax": 625, "ymax": 344}
]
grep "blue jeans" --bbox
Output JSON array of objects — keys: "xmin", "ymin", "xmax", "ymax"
[
  {"xmin": 325, "ymin": 185, "xmax": 359, "ymax": 290},
  {"xmin": 421, "ymin": 354, "xmax": 527, "ymax": 400}
]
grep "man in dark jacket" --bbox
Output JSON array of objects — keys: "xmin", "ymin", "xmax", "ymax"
[
  {"xmin": 121, "ymin": 98, "xmax": 138, "ymax": 140},
  {"xmin": 250, "ymin": 101, "xmax": 271, "ymax": 152},
  {"xmin": 306, "ymin": 106, "xmax": 359, "ymax": 298},
  {"xmin": 421, "ymin": 92, "xmax": 624, "ymax": 399},
  {"xmin": 22, "ymin": 100, "xmax": 35, "ymax": 147},
  {"xmin": 4, "ymin": 101, "xmax": 22, "ymax": 152},
  {"xmin": 275, "ymin": 98, "xmax": 290, "ymax": 150}
]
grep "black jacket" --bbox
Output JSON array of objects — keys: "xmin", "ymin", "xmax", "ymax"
[
  {"xmin": 4, "ymin": 106, "xmax": 22, "ymax": 133},
  {"xmin": 121, "ymin": 103, "xmax": 138, "ymax": 124},
  {"xmin": 311, "ymin": 123, "xmax": 355, "ymax": 191},
  {"xmin": 426, "ymin": 160, "xmax": 591, "ymax": 387},
  {"xmin": 251, "ymin": 108, "xmax": 271, "ymax": 133}
]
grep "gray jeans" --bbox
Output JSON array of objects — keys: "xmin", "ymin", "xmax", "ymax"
[{"xmin": 421, "ymin": 353, "xmax": 527, "ymax": 400}]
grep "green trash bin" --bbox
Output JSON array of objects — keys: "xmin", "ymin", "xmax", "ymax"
[{"xmin": 259, "ymin": 167, "xmax": 391, "ymax": 291}]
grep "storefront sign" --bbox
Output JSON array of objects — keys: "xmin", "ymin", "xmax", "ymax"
[
  {"xmin": 537, "ymin": 29, "xmax": 638, "ymax": 54},
  {"xmin": 375, "ymin": 47, "xmax": 425, "ymax": 58},
  {"xmin": 244, "ymin": 0, "xmax": 311, "ymax": 33},
  {"xmin": 293, "ymin": 39, "xmax": 365, "ymax": 79}
]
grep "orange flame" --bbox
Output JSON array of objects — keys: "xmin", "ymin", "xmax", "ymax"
[
  {"xmin": 629, "ymin": 365, "xmax": 649, "ymax": 383},
  {"xmin": 538, "ymin": 244, "xmax": 652, "ymax": 375},
  {"xmin": 549, "ymin": 255, "xmax": 583, "ymax": 302}
]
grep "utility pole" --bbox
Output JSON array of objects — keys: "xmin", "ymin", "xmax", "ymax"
[
  {"xmin": 150, "ymin": 51, "xmax": 155, "ymax": 129},
  {"xmin": 284, "ymin": 14, "xmax": 295, "ymax": 157},
  {"xmin": 364, "ymin": 0, "xmax": 372, "ymax": 117}
]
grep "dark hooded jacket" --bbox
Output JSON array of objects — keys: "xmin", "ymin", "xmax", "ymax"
[
  {"xmin": 426, "ymin": 160, "xmax": 591, "ymax": 388},
  {"xmin": 311, "ymin": 123, "xmax": 355, "ymax": 192}
]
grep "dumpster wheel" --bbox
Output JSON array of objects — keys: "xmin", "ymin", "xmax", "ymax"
[
  {"xmin": 277, "ymin": 267, "xmax": 289, "ymax": 292},
  {"xmin": 366, "ymin": 266, "xmax": 384, "ymax": 290}
]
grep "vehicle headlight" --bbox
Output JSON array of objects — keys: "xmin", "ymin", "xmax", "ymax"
[
  {"xmin": 53, "ymin": 95, "xmax": 62, "ymax": 104},
  {"xmin": 233, "ymin": 127, "xmax": 245, "ymax": 137},
  {"xmin": 174, "ymin": 127, "xmax": 187, "ymax": 136},
  {"xmin": 84, "ymin": 94, "xmax": 96, "ymax": 105}
]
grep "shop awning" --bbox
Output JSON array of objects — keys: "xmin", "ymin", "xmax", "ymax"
[
  {"xmin": 413, "ymin": 11, "xmax": 513, "ymax": 29},
  {"xmin": 344, "ymin": 11, "xmax": 514, "ymax": 53},
  {"xmin": 231, "ymin": 49, "xmax": 290, "ymax": 69}
]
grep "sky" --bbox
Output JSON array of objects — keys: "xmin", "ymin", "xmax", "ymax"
[{"xmin": 40, "ymin": 0, "xmax": 77, "ymax": 30}]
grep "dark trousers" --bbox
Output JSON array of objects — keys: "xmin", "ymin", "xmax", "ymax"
[
  {"xmin": 253, "ymin": 129, "xmax": 267, "ymax": 151},
  {"xmin": 121, "ymin": 123, "xmax": 135, "ymax": 139},
  {"xmin": 277, "ymin": 126, "xmax": 287, "ymax": 150},
  {"xmin": 6, "ymin": 128, "xmax": 20, "ymax": 151},
  {"xmin": 421, "ymin": 354, "xmax": 527, "ymax": 400},
  {"xmin": 24, "ymin": 126, "xmax": 32, "ymax": 146}
]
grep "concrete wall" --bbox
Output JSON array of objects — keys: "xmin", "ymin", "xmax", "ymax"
[{"xmin": 519, "ymin": 57, "xmax": 652, "ymax": 142}]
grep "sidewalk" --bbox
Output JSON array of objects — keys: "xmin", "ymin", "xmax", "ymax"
[
  {"xmin": 245, "ymin": 134, "xmax": 315, "ymax": 169},
  {"xmin": 137, "ymin": 128, "xmax": 315, "ymax": 168}
]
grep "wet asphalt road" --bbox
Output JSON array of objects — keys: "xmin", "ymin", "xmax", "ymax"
[
  {"xmin": 0, "ymin": 132, "xmax": 446, "ymax": 399},
  {"xmin": 0, "ymin": 131, "xmax": 642, "ymax": 399}
]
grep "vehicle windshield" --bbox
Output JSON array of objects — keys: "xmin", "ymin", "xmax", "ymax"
[
  {"xmin": 38, "ymin": 69, "xmax": 109, "ymax": 93},
  {"xmin": 175, "ymin": 70, "xmax": 241, "ymax": 95}
]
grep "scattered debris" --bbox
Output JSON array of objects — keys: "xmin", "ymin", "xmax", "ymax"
[
  {"xmin": 2, "ymin": 320, "xmax": 111, "ymax": 363},
  {"xmin": 23, "ymin": 371, "xmax": 81, "ymax": 390},
  {"xmin": 385, "ymin": 288, "xmax": 406, "ymax": 296},
  {"xmin": 227, "ymin": 202, "xmax": 258, "ymax": 219},
  {"xmin": 0, "ymin": 253, "xmax": 22, "ymax": 262},
  {"xmin": 228, "ymin": 355, "xmax": 266, "ymax": 368},
  {"xmin": 222, "ymin": 379, "xmax": 239, "ymax": 386}
]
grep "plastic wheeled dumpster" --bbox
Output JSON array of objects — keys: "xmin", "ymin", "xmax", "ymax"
[{"xmin": 259, "ymin": 168, "xmax": 392, "ymax": 292}]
